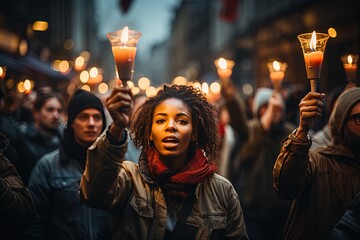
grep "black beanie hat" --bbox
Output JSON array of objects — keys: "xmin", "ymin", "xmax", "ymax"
[
  {"xmin": 66, "ymin": 89, "xmax": 106, "ymax": 131},
  {"xmin": 330, "ymin": 87, "xmax": 360, "ymax": 144}
]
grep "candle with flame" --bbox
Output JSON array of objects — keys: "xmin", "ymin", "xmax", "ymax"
[
  {"xmin": 267, "ymin": 60, "xmax": 287, "ymax": 92},
  {"xmin": 214, "ymin": 57, "xmax": 235, "ymax": 84},
  {"xmin": 107, "ymin": 26, "xmax": 141, "ymax": 86},
  {"xmin": 298, "ymin": 31, "xmax": 329, "ymax": 92},
  {"xmin": 341, "ymin": 54, "xmax": 358, "ymax": 82}
]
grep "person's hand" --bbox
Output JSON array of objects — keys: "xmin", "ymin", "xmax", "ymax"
[
  {"xmin": 296, "ymin": 92, "xmax": 325, "ymax": 139},
  {"xmin": 260, "ymin": 91, "xmax": 283, "ymax": 131},
  {"xmin": 106, "ymin": 86, "xmax": 133, "ymax": 138}
]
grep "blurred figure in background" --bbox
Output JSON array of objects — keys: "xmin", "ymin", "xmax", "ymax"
[
  {"xmin": 0, "ymin": 90, "xmax": 20, "ymax": 121},
  {"xmin": 216, "ymin": 100, "xmax": 237, "ymax": 178},
  {"xmin": 0, "ymin": 91, "xmax": 36, "ymax": 173},
  {"xmin": 15, "ymin": 91, "xmax": 37, "ymax": 124},
  {"xmin": 0, "ymin": 132, "xmax": 35, "ymax": 240},
  {"xmin": 25, "ymin": 89, "xmax": 112, "ymax": 239},
  {"xmin": 18, "ymin": 93, "xmax": 64, "ymax": 184},
  {"xmin": 273, "ymin": 88, "xmax": 360, "ymax": 239},
  {"xmin": 222, "ymin": 81, "xmax": 293, "ymax": 240}
]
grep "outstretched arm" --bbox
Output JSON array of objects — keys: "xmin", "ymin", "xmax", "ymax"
[
  {"xmin": 221, "ymin": 80, "xmax": 249, "ymax": 141},
  {"xmin": 273, "ymin": 91, "xmax": 325, "ymax": 199},
  {"xmin": 80, "ymin": 86, "xmax": 134, "ymax": 211}
]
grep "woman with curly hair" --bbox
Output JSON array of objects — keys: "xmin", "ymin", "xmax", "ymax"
[{"xmin": 80, "ymin": 84, "xmax": 248, "ymax": 240}]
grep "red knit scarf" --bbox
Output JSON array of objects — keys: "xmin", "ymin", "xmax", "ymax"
[{"xmin": 147, "ymin": 148, "xmax": 217, "ymax": 201}]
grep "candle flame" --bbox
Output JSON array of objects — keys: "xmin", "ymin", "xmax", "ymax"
[
  {"xmin": 273, "ymin": 61, "xmax": 281, "ymax": 71},
  {"xmin": 310, "ymin": 31, "xmax": 317, "ymax": 51},
  {"xmin": 121, "ymin": 26, "xmax": 129, "ymax": 45},
  {"xmin": 348, "ymin": 55, "xmax": 353, "ymax": 64},
  {"xmin": 218, "ymin": 58, "xmax": 227, "ymax": 70}
]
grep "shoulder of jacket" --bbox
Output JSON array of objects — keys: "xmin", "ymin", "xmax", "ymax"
[
  {"xmin": 202, "ymin": 173, "xmax": 233, "ymax": 189},
  {"xmin": 121, "ymin": 161, "xmax": 139, "ymax": 172},
  {"xmin": 36, "ymin": 149, "xmax": 61, "ymax": 167}
]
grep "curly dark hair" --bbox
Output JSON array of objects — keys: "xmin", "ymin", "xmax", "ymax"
[{"xmin": 131, "ymin": 84, "xmax": 219, "ymax": 162}]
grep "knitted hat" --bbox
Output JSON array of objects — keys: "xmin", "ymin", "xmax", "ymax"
[
  {"xmin": 330, "ymin": 87, "xmax": 360, "ymax": 144},
  {"xmin": 66, "ymin": 89, "xmax": 106, "ymax": 131},
  {"xmin": 252, "ymin": 88, "xmax": 273, "ymax": 117}
]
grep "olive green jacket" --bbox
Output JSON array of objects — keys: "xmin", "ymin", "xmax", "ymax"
[{"xmin": 80, "ymin": 130, "xmax": 248, "ymax": 240}]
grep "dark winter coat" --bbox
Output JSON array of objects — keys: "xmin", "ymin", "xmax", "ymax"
[
  {"xmin": 0, "ymin": 132, "xmax": 35, "ymax": 240},
  {"xmin": 24, "ymin": 146, "xmax": 112, "ymax": 240}
]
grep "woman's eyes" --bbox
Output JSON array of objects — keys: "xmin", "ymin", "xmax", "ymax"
[{"xmin": 154, "ymin": 119, "xmax": 188, "ymax": 124}]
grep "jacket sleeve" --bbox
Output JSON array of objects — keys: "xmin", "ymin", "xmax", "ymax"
[
  {"xmin": 80, "ymin": 129, "xmax": 133, "ymax": 212},
  {"xmin": 0, "ymin": 156, "xmax": 35, "ymax": 228},
  {"xmin": 273, "ymin": 132, "xmax": 312, "ymax": 200},
  {"xmin": 224, "ymin": 184, "xmax": 249, "ymax": 240}
]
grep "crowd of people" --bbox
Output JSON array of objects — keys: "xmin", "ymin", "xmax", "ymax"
[{"xmin": 0, "ymin": 76, "xmax": 359, "ymax": 239}]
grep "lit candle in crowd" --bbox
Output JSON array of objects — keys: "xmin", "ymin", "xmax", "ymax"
[
  {"xmin": 215, "ymin": 57, "xmax": 235, "ymax": 85},
  {"xmin": 303, "ymin": 31, "xmax": 324, "ymax": 80},
  {"xmin": 342, "ymin": 54, "xmax": 358, "ymax": 82},
  {"xmin": 269, "ymin": 61, "xmax": 285, "ymax": 80},
  {"xmin": 298, "ymin": 30, "xmax": 329, "ymax": 92},
  {"xmin": 267, "ymin": 60, "xmax": 287, "ymax": 92},
  {"xmin": 217, "ymin": 58, "xmax": 232, "ymax": 80},
  {"xmin": 111, "ymin": 26, "xmax": 137, "ymax": 82}
]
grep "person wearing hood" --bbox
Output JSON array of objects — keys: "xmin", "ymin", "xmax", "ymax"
[
  {"xmin": 273, "ymin": 87, "xmax": 360, "ymax": 239},
  {"xmin": 220, "ymin": 81, "xmax": 294, "ymax": 240},
  {"xmin": 24, "ymin": 89, "xmax": 112, "ymax": 239}
]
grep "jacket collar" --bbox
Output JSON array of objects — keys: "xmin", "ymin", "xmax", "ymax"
[{"xmin": 319, "ymin": 144, "xmax": 360, "ymax": 166}]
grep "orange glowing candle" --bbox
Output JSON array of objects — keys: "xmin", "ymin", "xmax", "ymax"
[
  {"xmin": 298, "ymin": 31, "xmax": 329, "ymax": 92},
  {"xmin": 216, "ymin": 58, "xmax": 233, "ymax": 80},
  {"xmin": 267, "ymin": 60, "xmax": 287, "ymax": 92},
  {"xmin": 304, "ymin": 50, "xmax": 324, "ymax": 80},
  {"xmin": 304, "ymin": 32, "xmax": 324, "ymax": 80},
  {"xmin": 214, "ymin": 58, "xmax": 235, "ymax": 87},
  {"xmin": 112, "ymin": 27, "xmax": 137, "ymax": 82},
  {"xmin": 341, "ymin": 54, "xmax": 358, "ymax": 82},
  {"xmin": 112, "ymin": 45, "xmax": 137, "ymax": 81},
  {"xmin": 107, "ymin": 26, "xmax": 141, "ymax": 86}
]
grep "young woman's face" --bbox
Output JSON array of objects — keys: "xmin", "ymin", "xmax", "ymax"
[{"xmin": 150, "ymin": 98, "xmax": 194, "ymax": 163}]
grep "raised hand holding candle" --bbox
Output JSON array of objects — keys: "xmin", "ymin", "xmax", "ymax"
[
  {"xmin": 341, "ymin": 54, "xmax": 358, "ymax": 82},
  {"xmin": 267, "ymin": 60, "xmax": 287, "ymax": 92},
  {"xmin": 107, "ymin": 26, "xmax": 141, "ymax": 86},
  {"xmin": 298, "ymin": 31, "xmax": 329, "ymax": 92}
]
